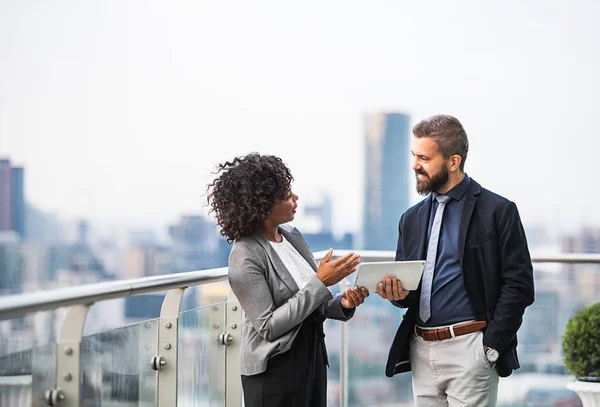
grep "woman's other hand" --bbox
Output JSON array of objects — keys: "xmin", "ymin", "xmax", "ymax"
[
  {"xmin": 341, "ymin": 286, "xmax": 369, "ymax": 309},
  {"xmin": 316, "ymin": 249, "xmax": 361, "ymax": 287}
]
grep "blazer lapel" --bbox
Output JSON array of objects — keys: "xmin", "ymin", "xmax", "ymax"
[
  {"xmin": 416, "ymin": 196, "xmax": 433, "ymax": 259},
  {"xmin": 250, "ymin": 229, "xmax": 299, "ymax": 293},
  {"xmin": 281, "ymin": 226, "xmax": 318, "ymax": 272},
  {"xmin": 458, "ymin": 179, "xmax": 481, "ymax": 265}
]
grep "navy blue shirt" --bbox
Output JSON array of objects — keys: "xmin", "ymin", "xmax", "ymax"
[{"xmin": 417, "ymin": 174, "xmax": 477, "ymax": 327}]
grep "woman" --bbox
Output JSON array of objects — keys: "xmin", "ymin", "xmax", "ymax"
[{"xmin": 207, "ymin": 153, "xmax": 368, "ymax": 407}]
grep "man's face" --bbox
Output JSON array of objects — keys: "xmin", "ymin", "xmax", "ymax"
[{"xmin": 411, "ymin": 136, "xmax": 450, "ymax": 196}]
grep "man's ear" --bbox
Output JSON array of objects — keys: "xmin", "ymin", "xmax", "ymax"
[{"xmin": 449, "ymin": 154, "xmax": 462, "ymax": 172}]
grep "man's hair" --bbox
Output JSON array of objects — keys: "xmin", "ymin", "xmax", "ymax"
[{"xmin": 413, "ymin": 114, "xmax": 469, "ymax": 171}]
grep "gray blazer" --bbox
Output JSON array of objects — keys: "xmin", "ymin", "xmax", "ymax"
[{"xmin": 228, "ymin": 225, "xmax": 354, "ymax": 375}]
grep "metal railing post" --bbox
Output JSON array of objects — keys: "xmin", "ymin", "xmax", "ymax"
[
  {"xmin": 226, "ymin": 290, "xmax": 242, "ymax": 407},
  {"xmin": 208, "ymin": 303, "xmax": 226, "ymax": 403},
  {"xmin": 44, "ymin": 304, "xmax": 90, "ymax": 407},
  {"xmin": 340, "ymin": 321, "xmax": 349, "ymax": 407},
  {"xmin": 155, "ymin": 288, "xmax": 185, "ymax": 407}
]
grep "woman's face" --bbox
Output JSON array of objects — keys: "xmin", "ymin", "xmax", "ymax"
[{"xmin": 266, "ymin": 189, "xmax": 298, "ymax": 226}]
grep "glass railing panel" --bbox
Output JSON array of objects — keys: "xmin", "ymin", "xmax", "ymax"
[
  {"xmin": 0, "ymin": 375, "xmax": 31, "ymax": 407},
  {"xmin": 496, "ymin": 264, "xmax": 596, "ymax": 407},
  {"xmin": 325, "ymin": 317, "xmax": 342, "ymax": 407},
  {"xmin": 0, "ymin": 349, "xmax": 32, "ymax": 407},
  {"xmin": 344, "ymin": 294, "xmax": 413, "ymax": 406},
  {"xmin": 0, "ymin": 310, "xmax": 65, "ymax": 357},
  {"xmin": 31, "ymin": 342, "xmax": 56, "ymax": 407},
  {"xmin": 80, "ymin": 319, "xmax": 158, "ymax": 406},
  {"xmin": 0, "ymin": 311, "xmax": 64, "ymax": 407},
  {"xmin": 178, "ymin": 302, "xmax": 226, "ymax": 407},
  {"xmin": 0, "ymin": 349, "xmax": 31, "ymax": 377}
]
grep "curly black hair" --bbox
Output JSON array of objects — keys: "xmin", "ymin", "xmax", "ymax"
[{"xmin": 207, "ymin": 153, "xmax": 294, "ymax": 243}]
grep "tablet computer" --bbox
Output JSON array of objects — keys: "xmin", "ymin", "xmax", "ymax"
[{"xmin": 353, "ymin": 260, "xmax": 426, "ymax": 292}]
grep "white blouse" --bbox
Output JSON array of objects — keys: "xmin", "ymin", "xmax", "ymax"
[{"xmin": 269, "ymin": 235, "xmax": 316, "ymax": 289}]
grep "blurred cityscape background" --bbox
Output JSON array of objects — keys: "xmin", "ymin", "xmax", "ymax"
[{"xmin": 2, "ymin": 1, "xmax": 600, "ymax": 406}]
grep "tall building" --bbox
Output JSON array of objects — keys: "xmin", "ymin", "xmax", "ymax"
[
  {"xmin": 168, "ymin": 215, "xmax": 227, "ymax": 272},
  {"xmin": 0, "ymin": 160, "xmax": 12, "ymax": 232},
  {"xmin": 0, "ymin": 243, "xmax": 24, "ymax": 295},
  {"xmin": 124, "ymin": 246, "xmax": 168, "ymax": 279},
  {"xmin": 562, "ymin": 228, "xmax": 600, "ymax": 254},
  {"xmin": 362, "ymin": 113, "xmax": 411, "ymax": 250},
  {"xmin": 560, "ymin": 228, "xmax": 600, "ymax": 304},
  {"xmin": 0, "ymin": 159, "xmax": 25, "ymax": 239},
  {"xmin": 77, "ymin": 220, "xmax": 90, "ymax": 245},
  {"xmin": 169, "ymin": 215, "xmax": 216, "ymax": 251},
  {"xmin": 11, "ymin": 167, "xmax": 24, "ymax": 238}
]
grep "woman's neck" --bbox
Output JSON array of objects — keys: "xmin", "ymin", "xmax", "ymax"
[{"xmin": 260, "ymin": 222, "xmax": 282, "ymax": 243}]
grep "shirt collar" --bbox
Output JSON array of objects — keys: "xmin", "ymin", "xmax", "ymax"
[{"xmin": 433, "ymin": 173, "xmax": 471, "ymax": 202}]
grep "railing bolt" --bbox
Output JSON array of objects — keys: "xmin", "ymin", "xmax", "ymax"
[
  {"xmin": 212, "ymin": 305, "xmax": 219, "ymax": 311},
  {"xmin": 164, "ymin": 343, "xmax": 172, "ymax": 350},
  {"xmin": 64, "ymin": 347, "xmax": 73, "ymax": 355},
  {"xmin": 165, "ymin": 322, "xmax": 172, "ymax": 329},
  {"xmin": 63, "ymin": 373, "xmax": 72, "ymax": 382},
  {"xmin": 213, "ymin": 323, "xmax": 220, "ymax": 329},
  {"xmin": 151, "ymin": 356, "xmax": 167, "ymax": 371},
  {"xmin": 231, "ymin": 323, "xmax": 237, "ymax": 329},
  {"xmin": 232, "ymin": 305, "xmax": 238, "ymax": 311},
  {"xmin": 45, "ymin": 388, "xmax": 66, "ymax": 406},
  {"xmin": 219, "ymin": 332, "xmax": 234, "ymax": 345}
]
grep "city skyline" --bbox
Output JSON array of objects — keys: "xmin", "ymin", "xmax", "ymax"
[
  {"xmin": 2, "ymin": 1, "xmax": 600, "ymax": 238},
  {"xmin": 1, "ymin": 4, "xmax": 599, "ymax": 404}
]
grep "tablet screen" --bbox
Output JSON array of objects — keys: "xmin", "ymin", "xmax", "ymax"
[{"xmin": 354, "ymin": 260, "xmax": 426, "ymax": 292}]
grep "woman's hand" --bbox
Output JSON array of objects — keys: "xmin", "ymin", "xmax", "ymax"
[
  {"xmin": 316, "ymin": 249, "xmax": 361, "ymax": 287},
  {"xmin": 341, "ymin": 286, "xmax": 369, "ymax": 309}
]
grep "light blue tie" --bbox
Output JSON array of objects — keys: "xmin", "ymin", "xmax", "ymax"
[{"xmin": 419, "ymin": 194, "xmax": 451, "ymax": 323}]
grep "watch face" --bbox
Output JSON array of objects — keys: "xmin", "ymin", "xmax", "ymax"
[{"xmin": 486, "ymin": 348, "xmax": 499, "ymax": 362}]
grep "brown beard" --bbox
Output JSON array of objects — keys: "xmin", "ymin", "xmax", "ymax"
[{"xmin": 415, "ymin": 165, "xmax": 449, "ymax": 196}]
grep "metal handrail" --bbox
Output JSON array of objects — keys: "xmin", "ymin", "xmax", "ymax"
[
  {"xmin": 2, "ymin": 251, "xmax": 600, "ymax": 321},
  {"xmin": 0, "ymin": 267, "xmax": 228, "ymax": 321},
  {"xmin": 529, "ymin": 253, "xmax": 600, "ymax": 263}
]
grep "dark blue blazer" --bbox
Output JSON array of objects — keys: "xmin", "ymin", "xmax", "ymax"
[{"xmin": 386, "ymin": 178, "xmax": 535, "ymax": 378}]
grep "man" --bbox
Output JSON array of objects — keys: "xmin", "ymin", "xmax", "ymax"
[{"xmin": 376, "ymin": 114, "xmax": 535, "ymax": 406}]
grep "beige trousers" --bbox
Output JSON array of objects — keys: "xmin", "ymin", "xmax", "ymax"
[{"xmin": 410, "ymin": 327, "xmax": 499, "ymax": 407}]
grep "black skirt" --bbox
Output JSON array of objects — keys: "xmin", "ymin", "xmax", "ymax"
[{"xmin": 241, "ymin": 311, "xmax": 328, "ymax": 407}]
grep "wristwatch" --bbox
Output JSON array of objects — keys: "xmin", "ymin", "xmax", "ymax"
[{"xmin": 484, "ymin": 346, "xmax": 499, "ymax": 363}]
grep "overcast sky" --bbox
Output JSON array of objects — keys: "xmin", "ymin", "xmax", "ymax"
[{"xmin": 1, "ymin": 0, "xmax": 599, "ymax": 238}]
